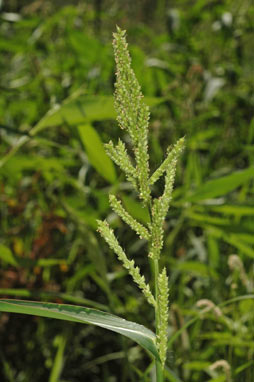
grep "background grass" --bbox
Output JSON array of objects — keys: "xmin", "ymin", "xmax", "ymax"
[{"xmin": 0, "ymin": 1, "xmax": 254, "ymax": 381}]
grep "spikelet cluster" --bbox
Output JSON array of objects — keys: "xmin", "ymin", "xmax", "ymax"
[
  {"xmin": 149, "ymin": 138, "xmax": 185, "ymax": 260},
  {"xmin": 112, "ymin": 26, "xmax": 150, "ymax": 202},
  {"xmin": 157, "ymin": 268, "xmax": 169, "ymax": 367},
  {"xmin": 109, "ymin": 194, "xmax": 150, "ymax": 240},
  {"xmin": 105, "ymin": 139, "xmax": 137, "ymax": 190}
]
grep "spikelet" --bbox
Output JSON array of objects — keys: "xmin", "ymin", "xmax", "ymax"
[{"xmin": 97, "ymin": 220, "xmax": 155, "ymax": 307}]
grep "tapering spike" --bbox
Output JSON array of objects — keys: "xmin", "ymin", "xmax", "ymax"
[
  {"xmin": 97, "ymin": 220, "xmax": 155, "ymax": 306},
  {"xmin": 109, "ymin": 195, "xmax": 150, "ymax": 240},
  {"xmin": 157, "ymin": 268, "xmax": 169, "ymax": 366}
]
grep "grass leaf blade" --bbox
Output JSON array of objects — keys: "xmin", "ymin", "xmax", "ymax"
[{"xmin": 0, "ymin": 299, "xmax": 159, "ymax": 360}]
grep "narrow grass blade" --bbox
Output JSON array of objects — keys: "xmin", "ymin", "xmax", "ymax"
[
  {"xmin": 49, "ymin": 335, "xmax": 67, "ymax": 382},
  {"xmin": 0, "ymin": 299, "xmax": 159, "ymax": 360},
  {"xmin": 185, "ymin": 167, "xmax": 254, "ymax": 202}
]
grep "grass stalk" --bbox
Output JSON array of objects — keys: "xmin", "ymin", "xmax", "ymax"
[{"xmin": 154, "ymin": 259, "xmax": 164, "ymax": 381}]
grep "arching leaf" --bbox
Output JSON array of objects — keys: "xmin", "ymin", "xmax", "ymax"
[{"xmin": 0, "ymin": 299, "xmax": 159, "ymax": 360}]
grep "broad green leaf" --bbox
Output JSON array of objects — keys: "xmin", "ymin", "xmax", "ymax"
[
  {"xmin": 0, "ymin": 96, "xmax": 164, "ymax": 170},
  {"xmin": 77, "ymin": 124, "xmax": 116, "ymax": 183},
  {"xmin": 185, "ymin": 167, "xmax": 254, "ymax": 202},
  {"xmin": 32, "ymin": 95, "xmax": 164, "ymax": 134},
  {"xmin": 0, "ymin": 244, "xmax": 17, "ymax": 266},
  {"xmin": 0, "ymin": 299, "xmax": 159, "ymax": 360}
]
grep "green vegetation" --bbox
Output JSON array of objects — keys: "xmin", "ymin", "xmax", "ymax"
[{"xmin": 0, "ymin": 1, "xmax": 254, "ymax": 381}]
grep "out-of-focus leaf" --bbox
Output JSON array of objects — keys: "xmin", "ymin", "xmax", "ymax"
[
  {"xmin": 0, "ymin": 299, "xmax": 159, "ymax": 360},
  {"xmin": 207, "ymin": 204, "xmax": 254, "ymax": 216},
  {"xmin": 204, "ymin": 77, "xmax": 225, "ymax": 102},
  {"xmin": 1, "ymin": 155, "xmax": 72, "ymax": 178},
  {"xmin": 185, "ymin": 167, "xmax": 254, "ymax": 202},
  {"xmin": 0, "ymin": 244, "xmax": 17, "ymax": 266},
  {"xmin": 32, "ymin": 95, "xmax": 165, "ymax": 134},
  {"xmin": 188, "ymin": 128, "xmax": 220, "ymax": 150},
  {"xmin": 0, "ymin": 96, "xmax": 164, "ymax": 170},
  {"xmin": 184, "ymin": 361, "xmax": 210, "ymax": 371},
  {"xmin": 207, "ymin": 376, "xmax": 226, "ymax": 382},
  {"xmin": 49, "ymin": 334, "xmax": 67, "ymax": 382},
  {"xmin": 174, "ymin": 261, "xmax": 218, "ymax": 278},
  {"xmin": 208, "ymin": 226, "xmax": 254, "ymax": 258},
  {"xmin": 77, "ymin": 124, "xmax": 116, "ymax": 183},
  {"xmin": 121, "ymin": 195, "xmax": 150, "ymax": 224},
  {"xmin": 0, "ymin": 288, "xmax": 108, "ymax": 311},
  {"xmin": 187, "ymin": 211, "xmax": 230, "ymax": 226},
  {"xmin": 201, "ymin": 332, "xmax": 254, "ymax": 347}
]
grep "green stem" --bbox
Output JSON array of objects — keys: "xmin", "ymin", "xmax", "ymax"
[
  {"xmin": 148, "ymin": 200, "xmax": 164, "ymax": 382},
  {"xmin": 156, "ymin": 360, "xmax": 164, "ymax": 382},
  {"xmin": 154, "ymin": 259, "xmax": 164, "ymax": 382}
]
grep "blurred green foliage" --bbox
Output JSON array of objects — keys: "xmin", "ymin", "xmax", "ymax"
[{"xmin": 0, "ymin": 0, "xmax": 254, "ymax": 381}]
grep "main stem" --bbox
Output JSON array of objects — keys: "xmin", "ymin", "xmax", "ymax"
[{"xmin": 154, "ymin": 259, "xmax": 164, "ymax": 382}]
